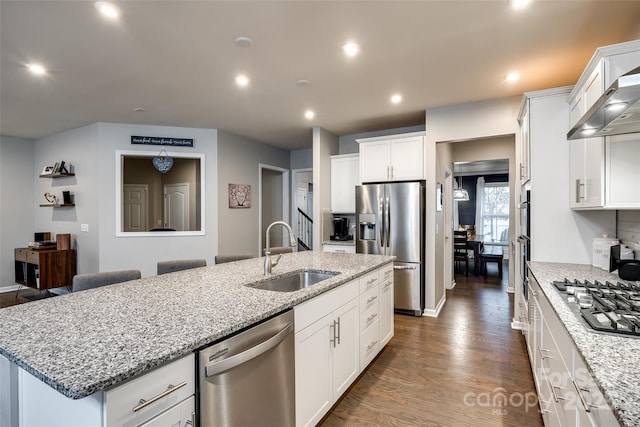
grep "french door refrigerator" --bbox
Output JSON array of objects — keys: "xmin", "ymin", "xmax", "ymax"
[{"xmin": 356, "ymin": 181, "xmax": 425, "ymax": 316}]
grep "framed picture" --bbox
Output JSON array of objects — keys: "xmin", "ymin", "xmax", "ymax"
[
  {"xmin": 229, "ymin": 184, "xmax": 251, "ymax": 208},
  {"xmin": 436, "ymin": 183, "xmax": 443, "ymax": 211},
  {"xmin": 41, "ymin": 165, "xmax": 55, "ymax": 175}
]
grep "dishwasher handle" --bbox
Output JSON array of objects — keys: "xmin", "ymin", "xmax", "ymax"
[{"xmin": 205, "ymin": 322, "xmax": 293, "ymax": 378}]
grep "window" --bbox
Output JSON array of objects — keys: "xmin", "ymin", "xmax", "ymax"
[{"xmin": 481, "ymin": 182, "xmax": 509, "ymax": 243}]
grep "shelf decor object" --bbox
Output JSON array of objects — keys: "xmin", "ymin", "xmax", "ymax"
[{"xmin": 152, "ymin": 147, "xmax": 174, "ymax": 174}]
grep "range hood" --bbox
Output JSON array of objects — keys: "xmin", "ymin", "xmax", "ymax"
[{"xmin": 567, "ymin": 66, "xmax": 640, "ymax": 140}]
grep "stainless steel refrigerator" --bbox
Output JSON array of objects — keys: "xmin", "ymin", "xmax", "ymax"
[{"xmin": 356, "ymin": 181, "xmax": 425, "ymax": 316}]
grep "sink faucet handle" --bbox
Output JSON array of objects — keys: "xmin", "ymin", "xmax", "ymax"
[{"xmin": 272, "ymin": 254, "xmax": 282, "ymax": 268}]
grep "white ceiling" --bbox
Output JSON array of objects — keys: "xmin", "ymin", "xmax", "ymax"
[{"xmin": 1, "ymin": 1, "xmax": 639, "ymax": 151}]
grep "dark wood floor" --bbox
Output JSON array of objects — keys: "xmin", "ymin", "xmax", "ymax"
[
  {"xmin": 0, "ymin": 287, "xmax": 46, "ymax": 308},
  {"xmin": 320, "ymin": 263, "xmax": 543, "ymax": 427}
]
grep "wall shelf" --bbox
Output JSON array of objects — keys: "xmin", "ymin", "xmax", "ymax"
[{"xmin": 39, "ymin": 173, "xmax": 75, "ymax": 178}]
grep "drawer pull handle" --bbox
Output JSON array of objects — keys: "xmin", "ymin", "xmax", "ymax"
[
  {"xmin": 538, "ymin": 347, "xmax": 552, "ymax": 360},
  {"xmin": 572, "ymin": 379, "xmax": 597, "ymax": 412},
  {"xmin": 367, "ymin": 340, "xmax": 378, "ymax": 351},
  {"xmin": 551, "ymin": 385, "xmax": 566, "ymax": 403},
  {"xmin": 366, "ymin": 296, "xmax": 378, "ymax": 304},
  {"xmin": 367, "ymin": 313, "xmax": 378, "ymax": 323},
  {"xmin": 133, "ymin": 381, "xmax": 187, "ymax": 412}
]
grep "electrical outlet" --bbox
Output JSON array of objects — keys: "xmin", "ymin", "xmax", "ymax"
[{"xmin": 81, "ymin": 224, "xmax": 89, "ymax": 232}]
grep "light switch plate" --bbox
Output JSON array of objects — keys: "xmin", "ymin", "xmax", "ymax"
[{"xmin": 81, "ymin": 224, "xmax": 89, "ymax": 232}]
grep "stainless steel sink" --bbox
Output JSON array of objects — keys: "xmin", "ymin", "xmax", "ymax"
[{"xmin": 248, "ymin": 270, "xmax": 340, "ymax": 292}]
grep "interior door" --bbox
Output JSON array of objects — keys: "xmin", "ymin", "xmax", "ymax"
[
  {"xmin": 164, "ymin": 183, "xmax": 189, "ymax": 231},
  {"xmin": 123, "ymin": 184, "xmax": 148, "ymax": 232}
]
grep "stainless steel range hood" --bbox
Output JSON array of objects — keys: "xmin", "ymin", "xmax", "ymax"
[{"xmin": 567, "ymin": 66, "xmax": 640, "ymax": 140}]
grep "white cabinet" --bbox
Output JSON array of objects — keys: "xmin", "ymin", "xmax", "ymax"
[
  {"xmin": 378, "ymin": 264, "xmax": 394, "ymax": 348},
  {"xmin": 518, "ymin": 99, "xmax": 531, "ymax": 185},
  {"xmin": 357, "ymin": 132, "xmax": 425, "ymax": 183},
  {"xmin": 322, "ymin": 243, "xmax": 356, "ymax": 254},
  {"xmin": 294, "ymin": 264, "xmax": 394, "ymax": 427},
  {"xmin": 331, "ymin": 154, "xmax": 359, "ymax": 213},
  {"xmin": 526, "ymin": 275, "xmax": 619, "ymax": 427},
  {"xmin": 568, "ymin": 40, "xmax": 640, "ymax": 209},
  {"xmin": 17, "ymin": 354, "xmax": 195, "ymax": 427},
  {"xmin": 294, "ymin": 279, "xmax": 360, "ymax": 427}
]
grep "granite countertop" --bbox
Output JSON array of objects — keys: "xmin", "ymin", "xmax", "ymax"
[
  {"xmin": 0, "ymin": 252, "xmax": 393, "ymax": 400},
  {"xmin": 528, "ymin": 261, "xmax": 640, "ymax": 427}
]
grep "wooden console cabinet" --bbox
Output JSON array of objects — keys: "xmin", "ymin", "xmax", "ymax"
[{"xmin": 14, "ymin": 248, "xmax": 76, "ymax": 290}]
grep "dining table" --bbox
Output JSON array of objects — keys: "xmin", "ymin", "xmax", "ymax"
[{"xmin": 466, "ymin": 236, "xmax": 484, "ymax": 275}]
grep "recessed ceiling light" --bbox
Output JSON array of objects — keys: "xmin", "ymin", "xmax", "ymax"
[
  {"xmin": 26, "ymin": 63, "xmax": 46, "ymax": 75},
  {"xmin": 342, "ymin": 42, "xmax": 360, "ymax": 58},
  {"xmin": 304, "ymin": 110, "xmax": 315, "ymax": 120},
  {"xmin": 95, "ymin": 2, "xmax": 120, "ymax": 18},
  {"xmin": 508, "ymin": 0, "xmax": 531, "ymax": 9},
  {"xmin": 235, "ymin": 74, "xmax": 250, "ymax": 87},
  {"xmin": 133, "ymin": 107, "xmax": 147, "ymax": 112},
  {"xmin": 390, "ymin": 94, "xmax": 402, "ymax": 104},
  {"xmin": 234, "ymin": 37, "xmax": 254, "ymax": 48},
  {"xmin": 504, "ymin": 72, "xmax": 520, "ymax": 83},
  {"xmin": 297, "ymin": 80, "xmax": 311, "ymax": 87}
]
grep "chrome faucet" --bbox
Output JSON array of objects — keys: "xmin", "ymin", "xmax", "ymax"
[{"xmin": 264, "ymin": 221, "xmax": 298, "ymax": 275}]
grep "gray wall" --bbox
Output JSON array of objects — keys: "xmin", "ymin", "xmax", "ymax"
[
  {"xmin": 217, "ymin": 130, "xmax": 290, "ymax": 257},
  {"xmin": 0, "ymin": 137, "xmax": 35, "ymax": 288},
  {"xmin": 291, "ymin": 149, "xmax": 312, "ymax": 169}
]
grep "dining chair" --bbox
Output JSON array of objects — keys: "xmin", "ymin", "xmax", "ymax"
[
  {"xmin": 72, "ymin": 270, "xmax": 141, "ymax": 292},
  {"xmin": 214, "ymin": 254, "xmax": 253, "ymax": 264},
  {"xmin": 157, "ymin": 259, "xmax": 207, "ymax": 275},
  {"xmin": 453, "ymin": 230, "xmax": 470, "ymax": 276}
]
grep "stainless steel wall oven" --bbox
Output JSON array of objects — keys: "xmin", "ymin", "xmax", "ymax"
[{"xmin": 518, "ymin": 190, "xmax": 531, "ymax": 301}]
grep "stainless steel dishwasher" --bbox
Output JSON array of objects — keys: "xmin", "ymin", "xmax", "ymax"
[{"xmin": 197, "ymin": 309, "xmax": 295, "ymax": 427}]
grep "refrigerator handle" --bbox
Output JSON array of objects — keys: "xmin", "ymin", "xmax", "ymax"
[
  {"xmin": 378, "ymin": 197, "xmax": 385, "ymax": 247},
  {"xmin": 385, "ymin": 197, "xmax": 390, "ymax": 248}
]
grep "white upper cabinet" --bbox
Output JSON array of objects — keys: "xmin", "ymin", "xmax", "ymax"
[
  {"xmin": 357, "ymin": 132, "xmax": 425, "ymax": 183},
  {"xmin": 568, "ymin": 40, "xmax": 640, "ymax": 209},
  {"xmin": 330, "ymin": 154, "xmax": 359, "ymax": 213}
]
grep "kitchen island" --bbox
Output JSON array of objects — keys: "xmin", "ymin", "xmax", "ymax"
[
  {"xmin": 528, "ymin": 262, "xmax": 640, "ymax": 427},
  {"xmin": 0, "ymin": 251, "xmax": 394, "ymax": 425}
]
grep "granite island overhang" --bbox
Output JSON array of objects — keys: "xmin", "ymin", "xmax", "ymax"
[{"xmin": 0, "ymin": 251, "xmax": 394, "ymax": 399}]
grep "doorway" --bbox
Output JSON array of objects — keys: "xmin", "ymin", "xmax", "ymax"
[
  {"xmin": 259, "ymin": 164, "xmax": 290, "ymax": 255},
  {"xmin": 123, "ymin": 184, "xmax": 148, "ymax": 232},
  {"xmin": 164, "ymin": 183, "xmax": 190, "ymax": 231},
  {"xmin": 291, "ymin": 168, "xmax": 313, "ymax": 250}
]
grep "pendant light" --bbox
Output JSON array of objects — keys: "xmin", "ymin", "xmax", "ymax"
[{"xmin": 453, "ymin": 162, "xmax": 470, "ymax": 202}]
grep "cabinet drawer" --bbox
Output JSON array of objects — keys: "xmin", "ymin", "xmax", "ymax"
[
  {"xmin": 15, "ymin": 249, "xmax": 27, "ymax": 262},
  {"xmin": 104, "ymin": 354, "xmax": 195, "ymax": 427},
  {"xmin": 322, "ymin": 244, "xmax": 355, "ymax": 254},
  {"xmin": 359, "ymin": 320, "xmax": 379, "ymax": 369},
  {"xmin": 572, "ymin": 356, "xmax": 619, "ymax": 427},
  {"xmin": 359, "ymin": 270, "xmax": 379, "ymax": 294},
  {"xmin": 359, "ymin": 303, "xmax": 379, "ymax": 333},
  {"xmin": 359, "ymin": 287, "xmax": 378, "ymax": 314},
  {"xmin": 26, "ymin": 251, "xmax": 40, "ymax": 265},
  {"xmin": 139, "ymin": 395, "xmax": 195, "ymax": 427},
  {"xmin": 379, "ymin": 264, "xmax": 393, "ymax": 285}
]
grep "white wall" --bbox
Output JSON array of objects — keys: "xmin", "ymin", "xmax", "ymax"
[
  {"xmin": 0, "ymin": 137, "xmax": 35, "ymax": 288},
  {"xmin": 312, "ymin": 127, "xmax": 339, "ymax": 249},
  {"xmin": 425, "ymin": 96, "xmax": 521, "ymax": 314},
  {"xmin": 217, "ymin": 130, "xmax": 290, "ymax": 257},
  {"xmin": 95, "ymin": 123, "xmax": 218, "ymax": 277},
  {"xmin": 34, "ymin": 124, "xmax": 101, "ymax": 274}
]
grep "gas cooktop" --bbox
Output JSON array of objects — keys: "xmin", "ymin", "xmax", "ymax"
[{"xmin": 553, "ymin": 278, "xmax": 640, "ymax": 338}]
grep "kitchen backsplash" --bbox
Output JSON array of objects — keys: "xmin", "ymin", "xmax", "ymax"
[{"xmin": 617, "ymin": 210, "xmax": 640, "ymax": 259}]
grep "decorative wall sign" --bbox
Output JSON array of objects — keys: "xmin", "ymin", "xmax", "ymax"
[
  {"xmin": 229, "ymin": 184, "xmax": 251, "ymax": 208},
  {"xmin": 131, "ymin": 135, "xmax": 194, "ymax": 147},
  {"xmin": 152, "ymin": 148, "xmax": 173, "ymax": 174}
]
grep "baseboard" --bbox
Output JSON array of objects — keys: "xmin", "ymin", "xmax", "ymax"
[
  {"xmin": 0, "ymin": 285, "xmax": 21, "ymax": 293},
  {"xmin": 447, "ymin": 279, "xmax": 456, "ymax": 290},
  {"xmin": 422, "ymin": 294, "xmax": 446, "ymax": 317},
  {"xmin": 511, "ymin": 319, "xmax": 524, "ymax": 330}
]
